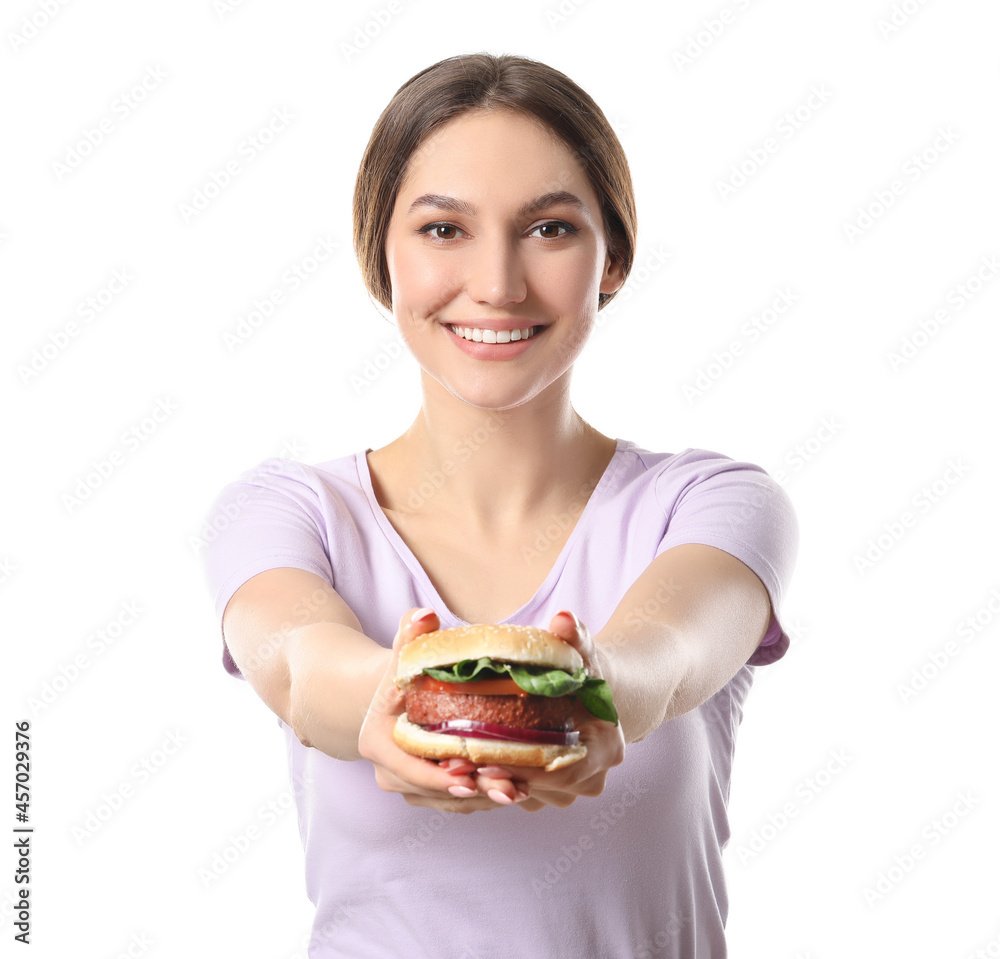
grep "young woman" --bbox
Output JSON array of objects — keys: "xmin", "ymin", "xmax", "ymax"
[{"xmin": 202, "ymin": 53, "xmax": 798, "ymax": 958}]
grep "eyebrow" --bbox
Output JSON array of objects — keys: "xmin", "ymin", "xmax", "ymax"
[{"xmin": 406, "ymin": 190, "xmax": 587, "ymax": 219}]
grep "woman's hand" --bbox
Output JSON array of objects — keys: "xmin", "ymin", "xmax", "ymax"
[
  {"xmin": 472, "ymin": 610, "xmax": 626, "ymax": 811},
  {"xmin": 357, "ymin": 607, "xmax": 527, "ymax": 814}
]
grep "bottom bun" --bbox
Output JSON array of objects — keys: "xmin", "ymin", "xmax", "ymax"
[{"xmin": 393, "ymin": 713, "xmax": 587, "ymax": 772}]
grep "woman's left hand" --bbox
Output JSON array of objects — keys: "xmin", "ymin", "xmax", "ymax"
[{"xmin": 472, "ymin": 610, "xmax": 625, "ymax": 811}]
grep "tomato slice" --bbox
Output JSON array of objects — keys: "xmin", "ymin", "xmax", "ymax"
[{"xmin": 414, "ymin": 674, "xmax": 529, "ymax": 697}]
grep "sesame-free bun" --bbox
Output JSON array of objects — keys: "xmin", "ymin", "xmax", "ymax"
[
  {"xmin": 392, "ymin": 713, "xmax": 587, "ymax": 772},
  {"xmin": 395, "ymin": 623, "xmax": 583, "ymax": 685}
]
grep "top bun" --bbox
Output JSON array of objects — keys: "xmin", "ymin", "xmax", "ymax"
[{"xmin": 396, "ymin": 623, "xmax": 583, "ymax": 684}]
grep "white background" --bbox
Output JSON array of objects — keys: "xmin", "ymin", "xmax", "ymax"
[{"xmin": 2, "ymin": 0, "xmax": 999, "ymax": 956}]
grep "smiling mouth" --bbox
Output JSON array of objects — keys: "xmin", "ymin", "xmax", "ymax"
[{"xmin": 446, "ymin": 324, "xmax": 543, "ymax": 343}]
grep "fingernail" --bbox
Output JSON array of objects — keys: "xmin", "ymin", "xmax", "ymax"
[
  {"xmin": 410, "ymin": 607, "xmax": 435, "ymax": 624},
  {"xmin": 477, "ymin": 766, "xmax": 512, "ymax": 778},
  {"xmin": 448, "ymin": 785, "xmax": 476, "ymax": 798},
  {"xmin": 555, "ymin": 609, "xmax": 579, "ymax": 628},
  {"xmin": 487, "ymin": 788, "xmax": 513, "ymax": 805},
  {"xmin": 514, "ymin": 789, "xmax": 530, "ymax": 802}
]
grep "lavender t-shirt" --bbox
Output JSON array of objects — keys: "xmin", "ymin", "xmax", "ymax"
[{"xmin": 201, "ymin": 439, "xmax": 798, "ymax": 959}]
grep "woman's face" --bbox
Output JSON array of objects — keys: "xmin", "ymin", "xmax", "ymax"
[{"xmin": 383, "ymin": 108, "xmax": 625, "ymax": 410}]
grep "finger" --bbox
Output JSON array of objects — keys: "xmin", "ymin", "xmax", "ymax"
[
  {"xmin": 473, "ymin": 775, "xmax": 528, "ymax": 805},
  {"xmin": 402, "ymin": 793, "xmax": 499, "ymax": 814},
  {"xmin": 548, "ymin": 609, "xmax": 583, "ymax": 643},
  {"xmin": 374, "ymin": 757, "xmax": 477, "ymax": 797},
  {"xmin": 548, "ymin": 610, "xmax": 598, "ymax": 670},
  {"xmin": 524, "ymin": 789, "xmax": 578, "ymax": 808},
  {"xmin": 395, "ymin": 607, "xmax": 440, "ymax": 650},
  {"xmin": 366, "ymin": 608, "xmax": 440, "ymax": 720},
  {"xmin": 438, "ymin": 758, "xmax": 479, "ymax": 776}
]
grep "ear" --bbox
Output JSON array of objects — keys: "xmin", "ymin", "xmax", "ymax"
[{"xmin": 599, "ymin": 252, "xmax": 627, "ymax": 297}]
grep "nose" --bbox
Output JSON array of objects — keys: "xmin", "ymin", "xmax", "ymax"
[{"xmin": 465, "ymin": 235, "xmax": 527, "ymax": 307}]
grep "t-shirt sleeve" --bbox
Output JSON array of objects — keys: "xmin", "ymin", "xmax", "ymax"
[
  {"xmin": 652, "ymin": 449, "xmax": 799, "ymax": 666},
  {"xmin": 198, "ymin": 459, "xmax": 334, "ymax": 680}
]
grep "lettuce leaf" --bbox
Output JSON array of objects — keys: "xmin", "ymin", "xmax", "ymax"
[{"xmin": 421, "ymin": 658, "xmax": 618, "ymax": 725}]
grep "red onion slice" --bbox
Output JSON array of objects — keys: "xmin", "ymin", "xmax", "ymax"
[{"xmin": 422, "ymin": 720, "xmax": 579, "ymax": 746}]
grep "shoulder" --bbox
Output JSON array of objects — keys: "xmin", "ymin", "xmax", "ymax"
[
  {"xmin": 618, "ymin": 441, "xmax": 782, "ymax": 500},
  {"xmin": 217, "ymin": 450, "xmax": 362, "ymax": 497},
  {"xmin": 203, "ymin": 450, "xmax": 371, "ymax": 533},
  {"xmin": 618, "ymin": 440, "xmax": 797, "ymax": 542}
]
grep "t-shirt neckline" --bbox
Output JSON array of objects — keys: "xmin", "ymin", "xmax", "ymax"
[{"xmin": 355, "ymin": 438, "xmax": 628, "ymax": 627}]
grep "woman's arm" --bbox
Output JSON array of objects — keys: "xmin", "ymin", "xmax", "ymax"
[
  {"xmin": 221, "ymin": 567, "xmax": 505, "ymax": 808},
  {"xmin": 471, "ymin": 543, "xmax": 773, "ymax": 807},
  {"xmin": 221, "ymin": 567, "xmax": 385, "ymax": 758},
  {"xmin": 594, "ymin": 542, "xmax": 773, "ymax": 741}
]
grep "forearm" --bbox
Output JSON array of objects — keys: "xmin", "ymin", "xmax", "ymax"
[
  {"xmin": 591, "ymin": 544, "xmax": 774, "ymax": 743},
  {"xmin": 597, "ymin": 615, "xmax": 766, "ymax": 743},
  {"xmin": 286, "ymin": 623, "xmax": 391, "ymax": 760},
  {"xmin": 594, "ymin": 622, "xmax": 692, "ymax": 744}
]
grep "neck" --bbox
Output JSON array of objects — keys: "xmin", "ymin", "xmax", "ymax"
[{"xmin": 373, "ymin": 371, "xmax": 617, "ymax": 534}]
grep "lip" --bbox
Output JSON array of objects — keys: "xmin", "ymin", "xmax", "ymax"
[{"xmin": 442, "ymin": 322, "xmax": 547, "ymax": 360}]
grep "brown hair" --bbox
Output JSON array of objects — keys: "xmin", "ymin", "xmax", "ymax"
[{"xmin": 352, "ymin": 52, "xmax": 637, "ymax": 313}]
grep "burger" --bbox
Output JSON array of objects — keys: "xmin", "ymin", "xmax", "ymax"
[{"xmin": 392, "ymin": 623, "xmax": 618, "ymax": 771}]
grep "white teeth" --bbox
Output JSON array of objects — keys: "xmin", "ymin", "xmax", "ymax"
[{"xmin": 449, "ymin": 325, "xmax": 537, "ymax": 343}]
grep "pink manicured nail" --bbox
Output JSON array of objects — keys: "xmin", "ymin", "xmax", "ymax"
[
  {"xmin": 448, "ymin": 785, "xmax": 476, "ymax": 798},
  {"xmin": 410, "ymin": 607, "xmax": 435, "ymax": 624},
  {"xmin": 555, "ymin": 609, "xmax": 579, "ymax": 628},
  {"xmin": 513, "ymin": 789, "xmax": 530, "ymax": 802},
  {"xmin": 477, "ymin": 766, "xmax": 512, "ymax": 778},
  {"xmin": 487, "ymin": 789, "xmax": 513, "ymax": 805}
]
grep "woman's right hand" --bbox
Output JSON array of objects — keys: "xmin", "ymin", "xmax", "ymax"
[{"xmin": 358, "ymin": 607, "xmax": 529, "ymax": 814}]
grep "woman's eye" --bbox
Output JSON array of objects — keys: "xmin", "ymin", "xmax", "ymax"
[
  {"xmin": 530, "ymin": 221, "xmax": 577, "ymax": 239},
  {"xmin": 418, "ymin": 223, "xmax": 462, "ymax": 240}
]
